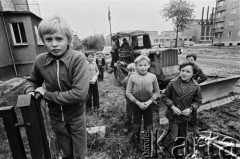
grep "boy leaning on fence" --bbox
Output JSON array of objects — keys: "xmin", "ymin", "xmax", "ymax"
[{"xmin": 24, "ymin": 16, "xmax": 89, "ymax": 159}]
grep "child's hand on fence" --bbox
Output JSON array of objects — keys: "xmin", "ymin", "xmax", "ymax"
[
  {"xmin": 27, "ymin": 92, "xmax": 35, "ymax": 97},
  {"xmin": 181, "ymin": 108, "xmax": 191, "ymax": 116},
  {"xmin": 35, "ymin": 87, "xmax": 46, "ymax": 96},
  {"xmin": 171, "ymin": 106, "xmax": 181, "ymax": 115}
]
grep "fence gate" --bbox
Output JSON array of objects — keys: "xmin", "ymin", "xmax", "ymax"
[
  {"xmin": 0, "ymin": 94, "xmax": 51, "ymax": 159},
  {"xmin": 0, "ymin": 106, "xmax": 27, "ymax": 159}
]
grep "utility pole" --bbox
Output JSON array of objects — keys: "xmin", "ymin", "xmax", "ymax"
[{"xmin": 108, "ymin": 7, "xmax": 112, "ymax": 46}]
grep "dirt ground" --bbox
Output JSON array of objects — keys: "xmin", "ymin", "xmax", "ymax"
[{"xmin": 0, "ymin": 46, "xmax": 240, "ymax": 158}]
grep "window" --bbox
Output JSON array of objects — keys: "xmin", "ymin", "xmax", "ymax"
[
  {"xmin": 229, "ymin": 21, "xmax": 234, "ymax": 26},
  {"xmin": 228, "ymin": 32, "xmax": 232, "ymax": 37},
  {"xmin": 34, "ymin": 25, "xmax": 44, "ymax": 45},
  {"xmin": 10, "ymin": 22, "xmax": 27, "ymax": 44}
]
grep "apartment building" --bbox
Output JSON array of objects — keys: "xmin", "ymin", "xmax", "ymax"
[{"xmin": 213, "ymin": 0, "xmax": 240, "ymax": 46}]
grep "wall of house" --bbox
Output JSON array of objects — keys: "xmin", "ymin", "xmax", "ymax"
[{"xmin": 0, "ymin": 16, "xmax": 15, "ymax": 81}]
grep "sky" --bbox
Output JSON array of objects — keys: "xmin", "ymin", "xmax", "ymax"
[{"xmin": 34, "ymin": 0, "xmax": 216, "ymax": 39}]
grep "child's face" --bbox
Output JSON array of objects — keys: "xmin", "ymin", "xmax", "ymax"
[
  {"xmin": 128, "ymin": 68, "xmax": 135, "ymax": 75},
  {"xmin": 43, "ymin": 30, "xmax": 69, "ymax": 57},
  {"xmin": 180, "ymin": 65, "xmax": 193, "ymax": 81},
  {"xmin": 186, "ymin": 57, "xmax": 195, "ymax": 63},
  {"xmin": 98, "ymin": 54, "xmax": 103, "ymax": 58},
  {"xmin": 87, "ymin": 54, "xmax": 94, "ymax": 62},
  {"xmin": 136, "ymin": 60, "xmax": 150, "ymax": 75}
]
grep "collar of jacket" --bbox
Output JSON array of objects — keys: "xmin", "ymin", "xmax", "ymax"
[
  {"xmin": 171, "ymin": 76, "xmax": 199, "ymax": 86},
  {"xmin": 87, "ymin": 61, "xmax": 95, "ymax": 65},
  {"xmin": 43, "ymin": 48, "xmax": 73, "ymax": 68},
  {"xmin": 171, "ymin": 77, "xmax": 199, "ymax": 99}
]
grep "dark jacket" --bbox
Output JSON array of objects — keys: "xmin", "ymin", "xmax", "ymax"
[
  {"xmin": 193, "ymin": 67, "xmax": 207, "ymax": 84},
  {"xmin": 24, "ymin": 48, "xmax": 90, "ymax": 121},
  {"xmin": 162, "ymin": 77, "xmax": 202, "ymax": 123},
  {"xmin": 96, "ymin": 58, "xmax": 106, "ymax": 67}
]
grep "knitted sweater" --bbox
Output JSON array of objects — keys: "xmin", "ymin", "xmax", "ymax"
[{"xmin": 126, "ymin": 72, "xmax": 160, "ymax": 103}]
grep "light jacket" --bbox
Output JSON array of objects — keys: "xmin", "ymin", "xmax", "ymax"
[
  {"xmin": 162, "ymin": 77, "xmax": 202, "ymax": 123},
  {"xmin": 24, "ymin": 48, "xmax": 90, "ymax": 121}
]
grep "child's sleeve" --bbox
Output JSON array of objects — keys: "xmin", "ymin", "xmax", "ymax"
[
  {"xmin": 92, "ymin": 63, "xmax": 99, "ymax": 82},
  {"xmin": 162, "ymin": 82, "xmax": 174, "ymax": 108},
  {"xmin": 24, "ymin": 59, "xmax": 44, "ymax": 94},
  {"xmin": 102, "ymin": 58, "xmax": 106, "ymax": 66},
  {"xmin": 150, "ymin": 75, "xmax": 160, "ymax": 102},
  {"xmin": 190, "ymin": 86, "xmax": 202, "ymax": 110},
  {"xmin": 126, "ymin": 76, "xmax": 137, "ymax": 103},
  {"xmin": 43, "ymin": 54, "xmax": 90, "ymax": 105}
]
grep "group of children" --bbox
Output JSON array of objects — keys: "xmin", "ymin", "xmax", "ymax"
[{"xmin": 24, "ymin": 15, "xmax": 206, "ymax": 158}]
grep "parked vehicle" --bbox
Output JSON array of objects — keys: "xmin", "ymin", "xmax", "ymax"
[
  {"xmin": 111, "ymin": 30, "xmax": 180, "ymax": 89},
  {"xmin": 101, "ymin": 46, "xmax": 112, "ymax": 58},
  {"xmin": 111, "ymin": 30, "xmax": 240, "ymax": 103},
  {"xmin": 184, "ymin": 41, "xmax": 195, "ymax": 46}
]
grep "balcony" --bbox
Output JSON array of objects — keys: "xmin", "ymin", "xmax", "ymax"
[
  {"xmin": 215, "ymin": 16, "xmax": 225, "ymax": 23},
  {"xmin": 213, "ymin": 27, "xmax": 224, "ymax": 33},
  {"xmin": 216, "ymin": 6, "xmax": 226, "ymax": 12}
]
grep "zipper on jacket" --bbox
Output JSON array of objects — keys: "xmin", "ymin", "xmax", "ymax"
[{"xmin": 56, "ymin": 60, "xmax": 64, "ymax": 121}]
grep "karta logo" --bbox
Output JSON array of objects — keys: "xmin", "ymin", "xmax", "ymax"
[{"xmin": 142, "ymin": 130, "xmax": 240, "ymax": 159}]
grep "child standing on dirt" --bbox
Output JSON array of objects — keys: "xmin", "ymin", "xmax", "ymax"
[
  {"xmin": 122, "ymin": 63, "xmax": 136, "ymax": 133},
  {"xmin": 96, "ymin": 52, "xmax": 106, "ymax": 81},
  {"xmin": 186, "ymin": 53, "xmax": 207, "ymax": 130},
  {"xmin": 162, "ymin": 61, "xmax": 202, "ymax": 156},
  {"xmin": 126, "ymin": 55, "xmax": 160, "ymax": 145},
  {"xmin": 86, "ymin": 52, "xmax": 100, "ymax": 112},
  {"xmin": 24, "ymin": 16, "xmax": 89, "ymax": 159}
]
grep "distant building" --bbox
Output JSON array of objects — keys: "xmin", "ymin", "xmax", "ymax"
[
  {"xmin": 0, "ymin": 0, "xmax": 44, "ymax": 81},
  {"xmin": 213, "ymin": 0, "xmax": 240, "ymax": 46}
]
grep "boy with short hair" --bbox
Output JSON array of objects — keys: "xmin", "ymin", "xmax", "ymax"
[
  {"xmin": 162, "ymin": 61, "xmax": 202, "ymax": 156},
  {"xmin": 24, "ymin": 16, "xmax": 89, "ymax": 159},
  {"xmin": 122, "ymin": 63, "xmax": 136, "ymax": 133},
  {"xmin": 96, "ymin": 52, "xmax": 106, "ymax": 81},
  {"xmin": 186, "ymin": 53, "xmax": 207, "ymax": 129},
  {"xmin": 86, "ymin": 52, "xmax": 100, "ymax": 112},
  {"xmin": 126, "ymin": 55, "xmax": 160, "ymax": 144}
]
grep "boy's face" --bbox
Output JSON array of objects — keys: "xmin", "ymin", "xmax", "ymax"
[
  {"xmin": 186, "ymin": 57, "xmax": 195, "ymax": 63},
  {"xmin": 136, "ymin": 60, "xmax": 150, "ymax": 75},
  {"xmin": 98, "ymin": 54, "xmax": 103, "ymax": 58},
  {"xmin": 180, "ymin": 65, "xmax": 193, "ymax": 81},
  {"xmin": 43, "ymin": 30, "xmax": 69, "ymax": 57},
  {"xmin": 128, "ymin": 68, "xmax": 135, "ymax": 75},
  {"xmin": 87, "ymin": 54, "xmax": 94, "ymax": 62}
]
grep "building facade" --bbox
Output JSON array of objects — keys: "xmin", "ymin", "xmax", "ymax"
[
  {"xmin": 0, "ymin": 0, "xmax": 44, "ymax": 81},
  {"xmin": 213, "ymin": 0, "xmax": 240, "ymax": 46}
]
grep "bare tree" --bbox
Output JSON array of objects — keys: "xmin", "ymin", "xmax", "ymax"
[{"xmin": 161, "ymin": 0, "xmax": 195, "ymax": 47}]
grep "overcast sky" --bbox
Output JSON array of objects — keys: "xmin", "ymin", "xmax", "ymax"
[{"xmin": 35, "ymin": 0, "xmax": 216, "ymax": 39}]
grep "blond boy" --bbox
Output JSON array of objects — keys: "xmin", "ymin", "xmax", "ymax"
[{"xmin": 24, "ymin": 16, "xmax": 89, "ymax": 159}]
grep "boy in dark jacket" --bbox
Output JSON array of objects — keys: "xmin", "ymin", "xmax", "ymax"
[
  {"xmin": 162, "ymin": 62, "xmax": 202, "ymax": 156},
  {"xmin": 96, "ymin": 52, "xmax": 106, "ymax": 81},
  {"xmin": 186, "ymin": 53, "xmax": 207, "ymax": 128},
  {"xmin": 24, "ymin": 16, "xmax": 89, "ymax": 159}
]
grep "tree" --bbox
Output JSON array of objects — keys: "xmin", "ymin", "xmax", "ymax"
[
  {"xmin": 161, "ymin": 0, "xmax": 195, "ymax": 47},
  {"xmin": 82, "ymin": 34, "xmax": 106, "ymax": 51}
]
